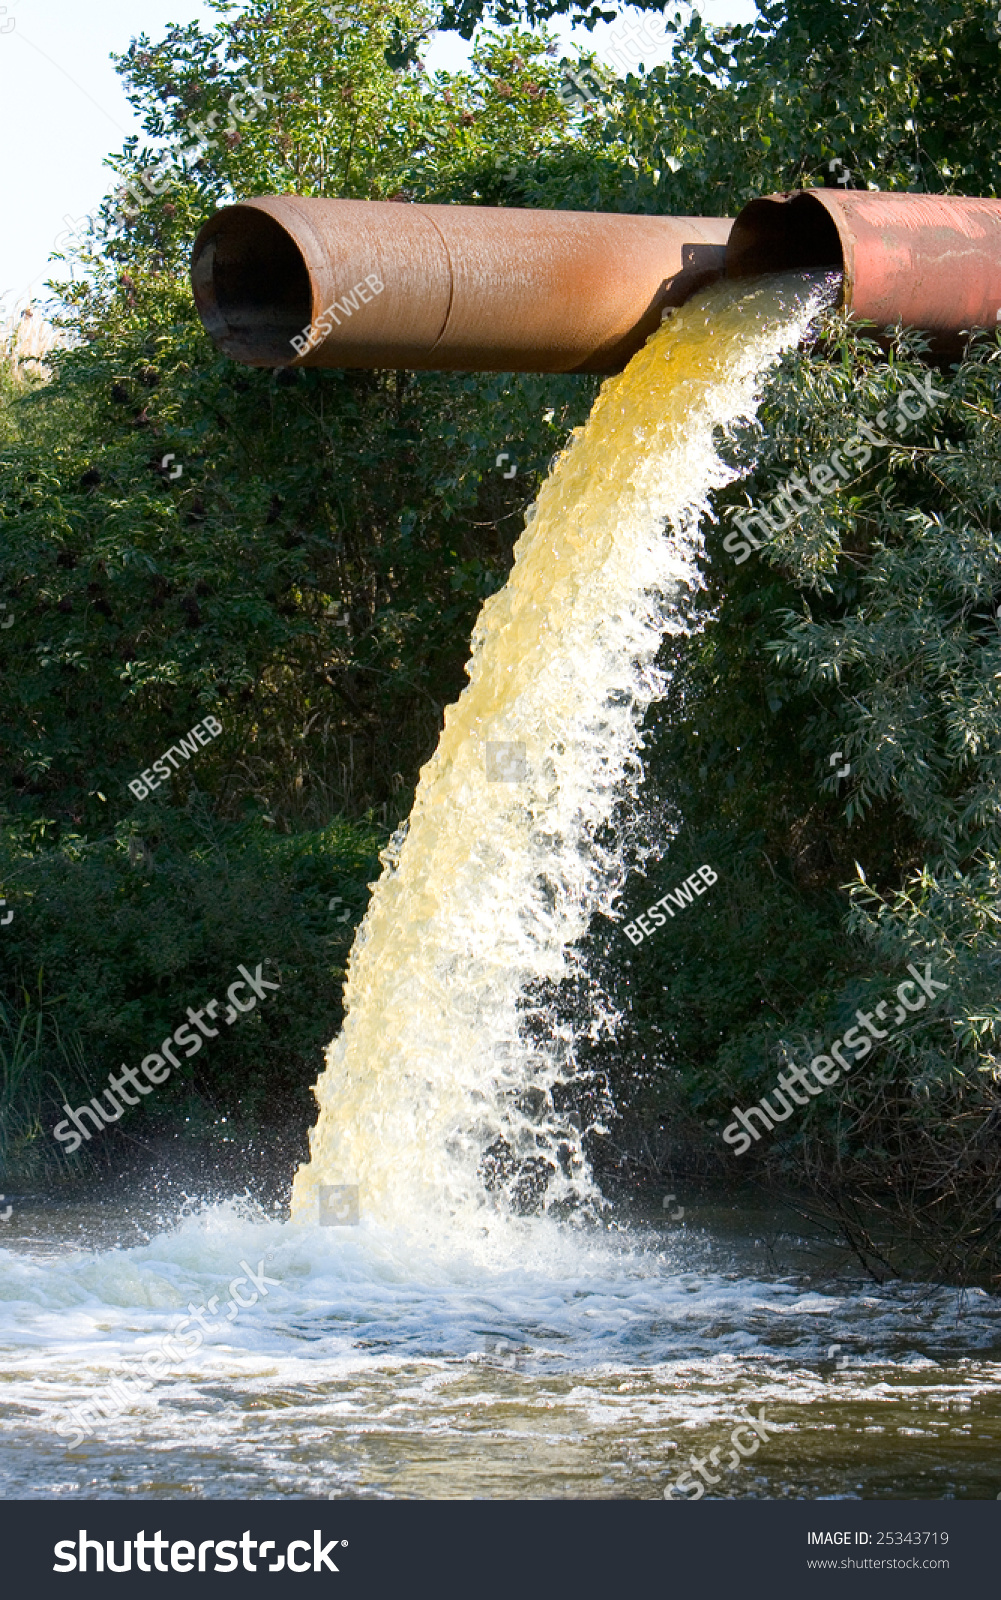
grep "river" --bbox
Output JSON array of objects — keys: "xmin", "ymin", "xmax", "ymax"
[{"xmin": 2, "ymin": 1194, "xmax": 998, "ymax": 1499}]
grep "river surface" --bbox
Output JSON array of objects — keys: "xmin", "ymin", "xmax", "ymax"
[{"xmin": 2, "ymin": 1195, "xmax": 998, "ymax": 1501}]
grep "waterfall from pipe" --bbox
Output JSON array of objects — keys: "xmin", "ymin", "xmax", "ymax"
[{"xmin": 290, "ymin": 271, "xmax": 834, "ymax": 1232}]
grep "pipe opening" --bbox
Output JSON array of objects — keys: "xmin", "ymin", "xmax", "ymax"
[
  {"xmin": 192, "ymin": 207, "xmax": 312, "ymax": 366},
  {"xmin": 726, "ymin": 192, "xmax": 843, "ymax": 281}
]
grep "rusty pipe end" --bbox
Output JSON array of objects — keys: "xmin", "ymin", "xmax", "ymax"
[
  {"xmin": 192, "ymin": 202, "xmax": 312, "ymax": 367},
  {"xmin": 192, "ymin": 197, "xmax": 734, "ymax": 374},
  {"xmin": 726, "ymin": 191, "xmax": 844, "ymax": 285},
  {"xmin": 727, "ymin": 189, "xmax": 1001, "ymax": 353}
]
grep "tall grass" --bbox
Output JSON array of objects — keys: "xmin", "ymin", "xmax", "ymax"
[
  {"xmin": 0, "ymin": 986, "xmax": 91, "ymax": 1184},
  {"xmin": 0, "ymin": 306, "xmax": 64, "ymax": 428}
]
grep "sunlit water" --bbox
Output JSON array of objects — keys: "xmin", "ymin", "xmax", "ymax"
[
  {"xmin": 1, "ymin": 1198, "xmax": 999, "ymax": 1499},
  {"xmin": 3, "ymin": 275, "xmax": 998, "ymax": 1501}
]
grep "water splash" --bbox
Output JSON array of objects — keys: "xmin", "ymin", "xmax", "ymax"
[{"xmin": 291, "ymin": 271, "xmax": 836, "ymax": 1230}]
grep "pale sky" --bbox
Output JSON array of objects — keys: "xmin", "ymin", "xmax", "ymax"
[{"xmin": 0, "ymin": 0, "xmax": 756, "ymax": 323}]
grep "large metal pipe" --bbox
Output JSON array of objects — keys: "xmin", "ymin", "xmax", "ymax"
[
  {"xmin": 726, "ymin": 189, "xmax": 1001, "ymax": 353},
  {"xmin": 191, "ymin": 197, "xmax": 732, "ymax": 374},
  {"xmin": 192, "ymin": 191, "xmax": 1001, "ymax": 374}
]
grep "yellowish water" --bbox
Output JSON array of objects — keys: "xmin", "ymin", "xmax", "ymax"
[{"xmin": 290, "ymin": 272, "xmax": 834, "ymax": 1230}]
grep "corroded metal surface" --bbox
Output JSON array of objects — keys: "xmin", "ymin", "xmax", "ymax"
[
  {"xmin": 728, "ymin": 190, "xmax": 1001, "ymax": 350},
  {"xmin": 191, "ymin": 196, "xmax": 732, "ymax": 373}
]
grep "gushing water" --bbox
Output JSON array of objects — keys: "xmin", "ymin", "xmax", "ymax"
[{"xmin": 290, "ymin": 271, "xmax": 836, "ymax": 1231}]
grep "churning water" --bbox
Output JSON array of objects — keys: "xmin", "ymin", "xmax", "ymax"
[{"xmin": 3, "ymin": 274, "xmax": 1000, "ymax": 1501}]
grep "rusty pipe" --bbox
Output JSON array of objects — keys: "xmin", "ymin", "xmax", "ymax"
[
  {"xmin": 726, "ymin": 189, "xmax": 1001, "ymax": 353},
  {"xmin": 191, "ymin": 197, "xmax": 732, "ymax": 374}
]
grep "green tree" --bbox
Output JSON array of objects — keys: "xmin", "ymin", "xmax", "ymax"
[{"xmin": 444, "ymin": 0, "xmax": 1001, "ymax": 208}]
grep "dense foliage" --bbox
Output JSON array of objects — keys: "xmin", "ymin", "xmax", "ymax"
[
  {"xmin": 586, "ymin": 318, "xmax": 1001, "ymax": 1284},
  {"xmin": 1, "ymin": 0, "xmax": 999, "ymax": 1284}
]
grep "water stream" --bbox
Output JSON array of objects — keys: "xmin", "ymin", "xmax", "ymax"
[
  {"xmin": 3, "ymin": 274, "xmax": 999, "ymax": 1501},
  {"xmin": 290, "ymin": 270, "xmax": 835, "ymax": 1231}
]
